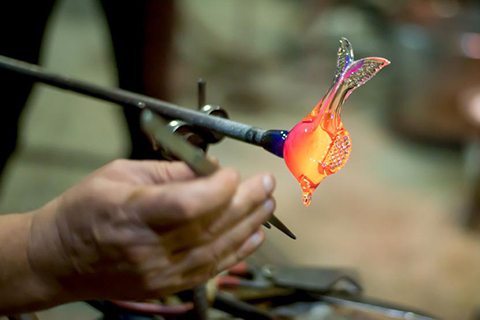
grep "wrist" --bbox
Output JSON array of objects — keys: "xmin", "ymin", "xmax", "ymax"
[
  {"xmin": 25, "ymin": 202, "xmax": 76, "ymax": 309},
  {"xmin": 0, "ymin": 209, "xmax": 71, "ymax": 314}
]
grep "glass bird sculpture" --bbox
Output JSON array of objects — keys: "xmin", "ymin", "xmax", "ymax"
[{"xmin": 283, "ymin": 38, "xmax": 390, "ymax": 206}]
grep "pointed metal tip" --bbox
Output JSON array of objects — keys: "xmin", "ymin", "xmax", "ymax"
[
  {"xmin": 286, "ymin": 231, "xmax": 297, "ymax": 240},
  {"xmin": 263, "ymin": 221, "xmax": 271, "ymax": 229},
  {"xmin": 268, "ymin": 215, "xmax": 296, "ymax": 240}
]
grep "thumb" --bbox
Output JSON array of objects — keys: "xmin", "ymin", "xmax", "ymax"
[{"xmin": 127, "ymin": 160, "xmax": 197, "ymax": 185}]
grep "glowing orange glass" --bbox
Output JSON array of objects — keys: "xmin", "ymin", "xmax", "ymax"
[{"xmin": 284, "ymin": 38, "xmax": 390, "ymax": 206}]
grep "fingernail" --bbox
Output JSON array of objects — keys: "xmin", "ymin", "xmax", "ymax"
[
  {"xmin": 263, "ymin": 199, "xmax": 274, "ymax": 213},
  {"xmin": 249, "ymin": 231, "xmax": 263, "ymax": 247},
  {"xmin": 238, "ymin": 230, "xmax": 264, "ymax": 257},
  {"xmin": 263, "ymin": 175, "xmax": 274, "ymax": 194}
]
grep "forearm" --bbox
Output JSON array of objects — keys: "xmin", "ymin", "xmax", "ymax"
[{"xmin": 0, "ymin": 211, "xmax": 65, "ymax": 314}]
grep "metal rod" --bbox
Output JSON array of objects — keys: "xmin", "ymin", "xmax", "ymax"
[
  {"xmin": 0, "ymin": 55, "xmax": 266, "ymax": 147},
  {"xmin": 197, "ymin": 78, "xmax": 206, "ymax": 110}
]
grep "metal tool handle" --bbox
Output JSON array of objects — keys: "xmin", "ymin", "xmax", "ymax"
[{"xmin": 141, "ymin": 110, "xmax": 218, "ymax": 177}]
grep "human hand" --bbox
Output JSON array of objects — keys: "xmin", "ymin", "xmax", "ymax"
[{"xmin": 27, "ymin": 159, "xmax": 275, "ymax": 303}]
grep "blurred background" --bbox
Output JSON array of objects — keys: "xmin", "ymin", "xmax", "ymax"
[{"xmin": 1, "ymin": 0, "xmax": 480, "ymax": 319}]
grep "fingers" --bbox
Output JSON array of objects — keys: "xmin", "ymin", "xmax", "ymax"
[
  {"xmin": 215, "ymin": 228, "xmax": 265, "ymax": 273},
  {"xmin": 128, "ymin": 160, "xmax": 197, "ymax": 185},
  {"xmin": 179, "ymin": 197, "xmax": 274, "ymax": 275},
  {"xmin": 101, "ymin": 160, "xmax": 197, "ymax": 185},
  {"xmin": 121, "ymin": 158, "xmax": 219, "ymax": 185},
  {"xmin": 215, "ymin": 173, "xmax": 275, "ymax": 233},
  {"xmin": 185, "ymin": 229, "xmax": 265, "ymax": 292},
  {"xmin": 121, "ymin": 170, "xmax": 274, "ymax": 298},
  {"xmin": 209, "ymin": 198, "xmax": 273, "ymax": 274},
  {"xmin": 131, "ymin": 168, "xmax": 239, "ymax": 229},
  {"xmin": 165, "ymin": 228, "xmax": 265, "ymax": 295},
  {"xmin": 199, "ymin": 172, "xmax": 275, "ymax": 240},
  {"xmin": 160, "ymin": 173, "xmax": 276, "ymax": 252}
]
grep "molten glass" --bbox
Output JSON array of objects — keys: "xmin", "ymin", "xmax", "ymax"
[{"xmin": 284, "ymin": 38, "xmax": 390, "ymax": 206}]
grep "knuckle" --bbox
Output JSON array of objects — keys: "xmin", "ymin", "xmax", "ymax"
[
  {"xmin": 109, "ymin": 159, "xmax": 128, "ymax": 171},
  {"xmin": 198, "ymin": 226, "xmax": 214, "ymax": 245},
  {"xmin": 193, "ymin": 273, "xmax": 209, "ymax": 287},
  {"xmin": 230, "ymin": 195, "xmax": 245, "ymax": 216},
  {"xmin": 178, "ymin": 201, "xmax": 196, "ymax": 219},
  {"xmin": 142, "ymin": 274, "xmax": 158, "ymax": 293},
  {"xmin": 221, "ymin": 168, "xmax": 240, "ymax": 185},
  {"xmin": 178, "ymin": 197, "xmax": 202, "ymax": 219},
  {"xmin": 254, "ymin": 181, "xmax": 269, "ymax": 202},
  {"xmin": 143, "ymin": 268, "xmax": 182, "ymax": 295},
  {"xmin": 200, "ymin": 215, "xmax": 222, "ymax": 243},
  {"xmin": 166, "ymin": 277, "xmax": 185, "ymax": 293},
  {"xmin": 248, "ymin": 216, "xmax": 261, "ymax": 233},
  {"xmin": 143, "ymin": 276, "xmax": 165, "ymax": 294},
  {"xmin": 208, "ymin": 263, "xmax": 219, "ymax": 278},
  {"xmin": 232, "ymin": 250, "xmax": 242, "ymax": 266},
  {"xmin": 122, "ymin": 246, "xmax": 146, "ymax": 265},
  {"xmin": 210, "ymin": 242, "xmax": 223, "ymax": 265},
  {"xmin": 188, "ymin": 247, "xmax": 211, "ymax": 266},
  {"xmin": 234, "ymin": 182, "xmax": 267, "ymax": 214}
]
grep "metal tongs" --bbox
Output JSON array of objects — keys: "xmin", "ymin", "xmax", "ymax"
[{"xmin": 140, "ymin": 109, "xmax": 296, "ymax": 240}]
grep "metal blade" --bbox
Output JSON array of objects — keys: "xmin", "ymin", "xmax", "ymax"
[{"xmin": 268, "ymin": 215, "xmax": 296, "ymax": 240}]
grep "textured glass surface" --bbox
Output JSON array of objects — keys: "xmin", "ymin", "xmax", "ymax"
[{"xmin": 284, "ymin": 38, "xmax": 390, "ymax": 206}]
